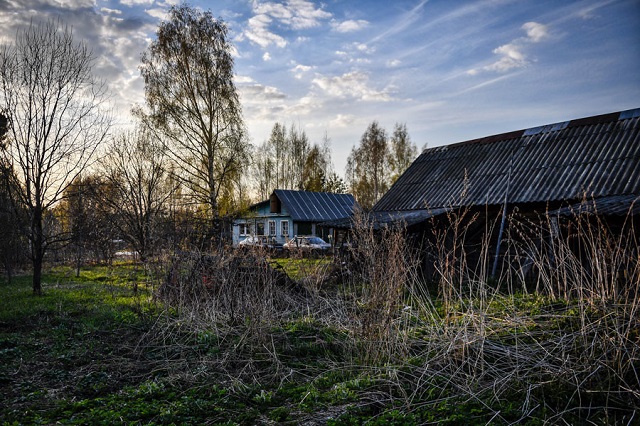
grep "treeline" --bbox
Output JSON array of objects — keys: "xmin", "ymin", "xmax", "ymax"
[{"xmin": 251, "ymin": 124, "xmax": 346, "ymax": 200}]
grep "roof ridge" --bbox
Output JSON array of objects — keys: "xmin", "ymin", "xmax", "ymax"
[{"xmin": 432, "ymin": 107, "xmax": 640, "ymax": 152}]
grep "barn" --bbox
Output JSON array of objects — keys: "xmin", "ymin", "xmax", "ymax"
[{"xmin": 370, "ymin": 108, "xmax": 640, "ymax": 286}]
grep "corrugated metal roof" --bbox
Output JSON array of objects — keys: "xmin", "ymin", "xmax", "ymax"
[
  {"xmin": 550, "ymin": 195, "xmax": 640, "ymax": 217},
  {"xmin": 374, "ymin": 108, "xmax": 640, "ymax": 212},
  {"xmin": 369, "ymin": 208, "xmax": 451, "ymax": 229},
  {"xmin": 273, "ymin": 190, "xmax": 357, "ymax": 222},
  {"xmin": 321, "ymin": 208, "xmax": 450, "ymax": 230}
]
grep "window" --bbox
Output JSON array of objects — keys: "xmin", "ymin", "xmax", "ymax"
[
  {"xmin": 268, "ymin": 220, "xmax": 276, "ymax": 236},
  {"xmin": 256, "ymin": 222, "xmax": 265, "ymax": 235},
  {"xmin": 238, "ymin": 223, "xmax": 251, "ymax": 236},
  {"xmin": 281, "ymin": 220, "xmax": 289, "ymax": 236},
  {"xmin": 297, "ymin": 222, "xmax": 312, "ymax": 235}
]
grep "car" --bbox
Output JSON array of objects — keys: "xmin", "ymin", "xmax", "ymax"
[
  {"xmin": 283, "ymin": 235, "xmax": 332, "ymax": 252},
  {"xmin": 237, "ymin": 235, "xmax": 283, "ymax": 251}
]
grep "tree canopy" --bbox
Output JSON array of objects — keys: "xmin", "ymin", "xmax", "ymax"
[
  {"xmin": 139, "ymin": 4, "xmax": 249, "ymax": 241},
  {"xmin": 346, "ymin": 121, "xmax": 390, "ymax": 210},
  {"xmin": 346, "ymin": 121, "xmax": 418, "ymax": 210}
]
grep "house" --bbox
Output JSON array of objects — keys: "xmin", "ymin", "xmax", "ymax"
[
  {"xmin": 232, "ymin": 190, "xmax": 358, "ymax": 246},
  {"xmin": 369, "ymin": 108, "xmax": 640, "ymax": 279}
]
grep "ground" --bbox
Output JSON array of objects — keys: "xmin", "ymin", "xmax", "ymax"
[{"xmin": 1, "ymin": 261, "xmax": 638, "ymax": 425}]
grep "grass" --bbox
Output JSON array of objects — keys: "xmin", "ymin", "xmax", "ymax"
[
  {"xmin": 2, "ymin": 229, "xmax": 639, "ymax": 426},
  {"xmin": 270, "ymin": 256, "xmax": 332, "ymax": 281},
  {"xmin": 0, "ymin": 263, "xmax": 484, "ymax": 425}
]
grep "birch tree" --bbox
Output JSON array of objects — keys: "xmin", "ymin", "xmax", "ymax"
[
  {"xmin": 388, "ymin": 123, "xmax": 418, "ymax": 184},
  {"xmin": 346, "ymin": 121, "xmax": 389, "ymax": 210},
  {"xmin": 139, "ymin": 4, "xmax": 249, "ymax": 244}
]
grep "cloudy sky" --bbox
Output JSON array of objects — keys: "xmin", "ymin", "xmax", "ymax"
[{"xmin": 1, "ymin": 0, "xmax": 638, "ymax": 174}]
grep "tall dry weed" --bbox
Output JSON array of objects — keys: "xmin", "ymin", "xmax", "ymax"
[
  {"xmin": 145, "ymin": 199, "xmax": 638, "ymax": 423},
  {"xmin": 344, "ymin": 209, "xmax": 418, "ymax": 363}
]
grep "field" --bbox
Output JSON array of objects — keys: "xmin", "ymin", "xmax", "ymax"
[{"xmin": 1, "ymin": 233, "xmax": 639, "ymax": 425}]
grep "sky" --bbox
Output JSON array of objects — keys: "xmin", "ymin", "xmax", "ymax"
[{"xmin": 0, "ymin": 0, "xmax": 639, "ymax": 176}]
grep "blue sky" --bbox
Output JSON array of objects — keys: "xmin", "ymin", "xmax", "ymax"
[{"xmin": 1, "ymin": 0, "xmax": 638, "ymax": 175}]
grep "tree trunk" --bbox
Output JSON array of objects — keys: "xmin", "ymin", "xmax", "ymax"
[
  {"xmin": 209, "ymin": 189, "xmax": 221, "ymax": 249},
  {"xmin": 32, "ymin": 253, "xmax": 43, "ymax": 295},
  {"xmin": 75, "ymin": 248, "xmax": 82, "ymax": 278},
  {"xmin": 31, "ymin": 208, "xmax": 44, "ymax": 295}
]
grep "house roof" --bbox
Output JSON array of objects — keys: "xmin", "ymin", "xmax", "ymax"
[
  {"xmin": 374, "ymin": 108, "xmax": 640, "ymax": 213},
  {"xmin": 273, "ymin": 190, "xmax": 357, "ymax": 222}
]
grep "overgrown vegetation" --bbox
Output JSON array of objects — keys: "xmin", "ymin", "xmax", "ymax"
[{"xmin": 2, "ymin": 209, "xmax": 639, "ymax": 425}]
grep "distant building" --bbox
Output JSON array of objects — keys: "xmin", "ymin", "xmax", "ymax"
[{"xmin": 232, "ymin": 189, "xmax": 358, "ymax": 246}]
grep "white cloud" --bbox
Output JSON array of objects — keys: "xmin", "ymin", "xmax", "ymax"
[
  {"xmin": 330, "ymin": 114, "xmax": 356, "ymax": 127},
  {"xmin": 576, "ymin": 0, "xmax": 617, "ymax": 20},
  {"xmin": 468, "ymin": 21, "xmax": 549, "ymax": 75},
  {"xmin": 254, "ymin": 2, "xmax": 293, "ymax": 20},
  {"xmin": 244, "ymin": 0, "xmax": 332, "ymax": 49},
  {"xmin": 145, "ymin": 8, "xmax": 169, "ymax": 20},
  {"xmin": 291, "ymin": 64, "xmax": 313, "ymax": 79},
  {"xmin": 101, "ymin": 8, "xmax": 122, "ymax": 15},
  {"xmin": 293, "ymin": 64, "xmax": 312, "ymax": 73},
  {"xmin": 238, "ymin": 82, "xmax": 287, "ymax": 101},
  {"xmin": 312, "ymin": 71, "xmax": 393, "ymax": 102},
  {"xmin": 235, "ymin": 75, "xmax": 256, "ymax": 84},
  {"xmin": 332, "ymin": 43, "xmax": 375, "ymax": 64},
  {"xmin": 120, "ymin": 0, "xmax": 154, "ymax": 6},
  {"xmin": 387, "ymin": 59, "xmax": 401, "ymax": 68},
  {"xmin": 331, "ymin": 19, "xmax": 369, "ymax": 33},
  {"xmin": 285, "ymin": 0, "xmax": 332, "ymax": 29},
  {"xmin": 245, "ymin": 14, "xmax": 287, "ymax": 48},
  {"xmin": 354, "ymin": 42, "xmax": 374, "ymax": 53},
  {"xmin": 486, "ymin": 43, "xmax": 526, "ymax": 72},
  {"xmin": 262, "ymin": 52, "xmax": 271, "ymax": 61},
  {"xmin": 522, "ymin": 22, "xmax": 548, "ymax": 42}
]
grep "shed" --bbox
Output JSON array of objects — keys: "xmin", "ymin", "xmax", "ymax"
[{"xmin": 371, "ymin": 108, "xmax": 640, "ymax": 280}]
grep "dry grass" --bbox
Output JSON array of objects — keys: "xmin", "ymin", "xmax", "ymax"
[{"xmin": 148, "ymin": 204, "xmax": 639, "ymax": 424}]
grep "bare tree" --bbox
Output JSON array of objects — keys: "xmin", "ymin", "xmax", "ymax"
[
  {"xmin": 0, "ymin": 129, "xmax": 25, "ymax": 282},
  {"xmin": 252, "ymin": 122, "xmax": 340, "ymax": 197},
  {"xmin": 0, "ymin": 112, "xmax": 7, "ymax": 147},
  {"xmin": 0, "ymin": 20, "xmax": 111, "ymax": 295},
  {"xmin": 99, "ymin": 129, "xmax": 173, "ymax": 262},
  {"xmin": 138, "ymin": 4, "xmax": 249, "ymax": 244},
  {"xmin": 252, "ymin": 141, "xmax": 277, "ymax": 201}
]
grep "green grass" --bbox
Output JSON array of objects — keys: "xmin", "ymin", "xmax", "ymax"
[
  {"xmin": 1, "ymin": 262, "xmax": 637, "ymax": 425},
  {"xmin": 270, "ymin": 257, "xmax": 332, "ymax": 280}
]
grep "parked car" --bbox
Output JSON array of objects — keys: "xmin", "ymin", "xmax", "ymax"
[
  {"xmin": 283, "ymin": 236, "xmax": 332, "ymax": 252},
  {"xmin": 237, "ymin": 235, "xmax": 283, "ymax": 251}
]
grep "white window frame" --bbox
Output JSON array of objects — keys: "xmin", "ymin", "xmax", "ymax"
[
  {"xmin": 281, "ymin": 220, "xmax": 289, "ymax": 237},
  {"xmin": 238, "ymin": 223, "xmax": 251, "ymax": 236},
  {"xmin": 268, "ymin": 220, "xmax": 276, "ymax": 236}
]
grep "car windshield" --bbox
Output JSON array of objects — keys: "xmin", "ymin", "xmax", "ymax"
[{"xmin": 308, "ymin": 237, "xmax": 326, "ymax": 244}]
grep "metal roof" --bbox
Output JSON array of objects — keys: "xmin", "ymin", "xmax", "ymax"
[
  {"xmin": 321, "ymin": 208, "xmax": 450, "ymax": 230},
  {"xmin": 374, "ymin": 108, "xmax": 640, "ymax": 212},
  {"xmin": 273, "ymin": 190, "xmax": 357, "ymax": 222},
  {"xmin": 550, "ymin": 195, "xmax": 640, "ymax": 217}
]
